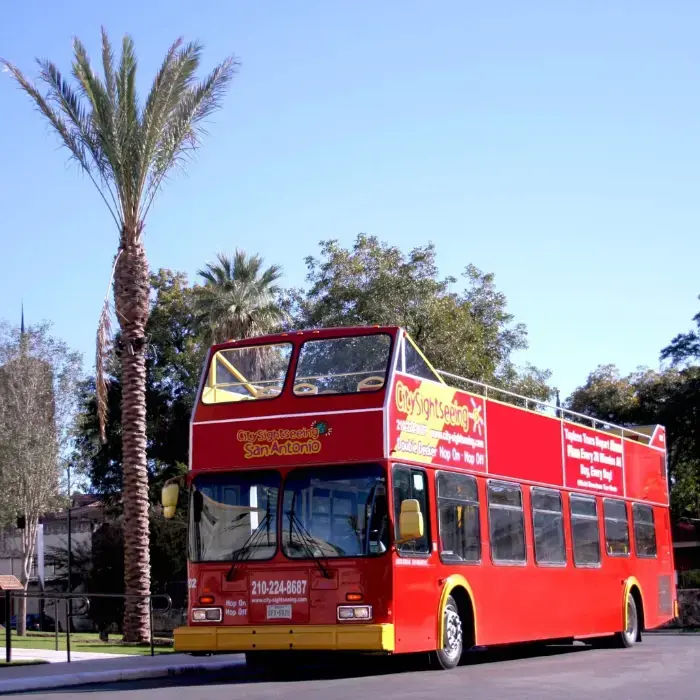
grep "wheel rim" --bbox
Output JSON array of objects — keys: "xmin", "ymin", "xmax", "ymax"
[
  {"xmin": 443, "ymin": 606, "xmax": 463, "ymax": 660},
  {"xmin": 624, "ymin": 596, "xmax": 638, "ymax": 643}
]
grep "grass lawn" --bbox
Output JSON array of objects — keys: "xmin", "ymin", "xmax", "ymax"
[{"xmin": 7, "ymin": 632, "xmax": 174, "ymax": 655}]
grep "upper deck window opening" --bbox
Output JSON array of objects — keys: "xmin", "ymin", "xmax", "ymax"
[
  {"xmin": 293, "ymin": 333, "xmax": 392, "ymax": 396},
  {"xmin": 201, "ymin": 342, "xmax": 293, "ymax": 404},
  {"xmin": 403, "ymin": 335, "xmax": 442, "ymax": 382}
]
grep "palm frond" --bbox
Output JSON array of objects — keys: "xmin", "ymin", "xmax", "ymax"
[
  {"xmin": 116, "ymin": 34, "xmax": 141, "ymax": 224},
  {"xmin": 72, "ymin": 38, "xmax": 124, "ymax": 217},
  {"xmin": 2, "ymin": 59, "xmax": 88, "ymax": 169},
  {"xmin": 1, "ymin": 57, "xmax": 122, "ymax": 227},
  {"xmin": 101, "ymin": 27, "xmax": 117, "ymax": 106},
  {"xmin": 142, "ymin": 56, "xmax": 236, "ymax": 218},
  {"xmin": 139, "ymin": 41, "xmax": 200, "ymax": 198},
  {"xmin": 195, "ymin": 249, "xmax": 285, "ymax": 343},
  {"xmin": 37, "ymin": 60, "xmax": 104, "ymax": 172}
]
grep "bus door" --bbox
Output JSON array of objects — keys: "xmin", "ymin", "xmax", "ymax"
[{"xmin": 391, "ymin": 465, "xmax": 438, "ymax": 653}]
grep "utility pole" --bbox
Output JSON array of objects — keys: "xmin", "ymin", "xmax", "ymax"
[{"xmin": 66, "ymin": 464, "xmax": 72, "ymax": 625}]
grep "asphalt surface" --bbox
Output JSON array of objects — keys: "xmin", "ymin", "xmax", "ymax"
[{"xmin": 8, "ymin": 635, "xmax": 699, "ymax": 699}]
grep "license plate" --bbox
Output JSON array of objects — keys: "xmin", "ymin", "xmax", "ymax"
[{"xmin": 267, "ymin": 604, "xmax": 292, "ymax": 620}]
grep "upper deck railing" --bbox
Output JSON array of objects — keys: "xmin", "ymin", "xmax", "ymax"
[{"xmin": 435, "ymin": 369, "xmax": 653, "ymax": 444}]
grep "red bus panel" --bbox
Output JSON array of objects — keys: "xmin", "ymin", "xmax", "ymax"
[
  {"xmin": 485, "ymin": 400, "xmax": 563, "ymax": 485},
  {"xmin": 562, "ymin": 422, "xmax": 624, "ymax": 497},
  {"xmin": 624, "ymin": 440, "xmax": 668, "ymax": 505},
  {"xmin": 192, "ymin": 411, "xmax": 384, "ymax": 470}
]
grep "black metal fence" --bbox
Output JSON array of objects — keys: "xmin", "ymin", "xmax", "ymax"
[{"xmin": 3, "ymin": 591, "xmax": 171, "ymax": 663}]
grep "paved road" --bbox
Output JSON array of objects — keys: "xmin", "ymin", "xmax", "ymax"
[{"xmin": 11, "ymin": 635, "xmax": 699, "ymax": 699}]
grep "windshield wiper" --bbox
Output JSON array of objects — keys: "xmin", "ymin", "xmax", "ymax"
[
  {"xmin": 225, "ymin": 500, "xmax": 272, "ymax": 582},
  {"xmin": 287, "ymin": 491, "xmax": 331, "ymax": 579},
  {"xmin": 364, "ymin": 481, "xmax": 387, "ymax": 555}
]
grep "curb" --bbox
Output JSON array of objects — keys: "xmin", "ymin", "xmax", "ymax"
[{"xmin": 0, "ymin": 658, "xmax": 244, "ymax": 695}]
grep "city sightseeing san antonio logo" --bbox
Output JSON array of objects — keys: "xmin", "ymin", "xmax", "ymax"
[{"xmin": 238, "ymin": 420, "xmax": 332, "ymax": 459}]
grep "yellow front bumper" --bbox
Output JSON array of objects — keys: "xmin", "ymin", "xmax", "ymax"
[{"xmin": 174, "ymin": 623, "xmax": 395, "ymax": 653}]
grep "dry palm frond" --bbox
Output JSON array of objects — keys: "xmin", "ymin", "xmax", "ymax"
[
  {"xmin": 95, "ymin": 250, "xmax": 122, "ymax": 443},
  {"xmin": 95, "ymin": 297, "xmax": 112, "ymax": 444}
]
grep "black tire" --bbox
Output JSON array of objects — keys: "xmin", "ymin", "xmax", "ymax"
[
  {"xmin": 613, "ymin": 592, "xmax": 640, "ymax": 648},
  {"xmin": 245, "ymin": 651, "xmax": 267, "ymax": 669},
  {"xmin": 431, "ymin": 595, "xmax": 463, "ymax": 670}
]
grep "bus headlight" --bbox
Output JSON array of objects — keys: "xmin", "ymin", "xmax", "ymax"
[
  {"xmin": 192, "ymin": 607, "xmax": 222, "ymax": 622},
  {"xmin": 337, "ymin": 605, "xmax": 372, "ymax": 621}
]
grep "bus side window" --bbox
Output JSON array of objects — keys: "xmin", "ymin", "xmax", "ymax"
[
  {"xmin": 531, "ymin": 488, "xmax": 566, "ymax": 565},
  {"xmin": 570, "ymin": 495, "xmax": 601, "ymax": 567},
  {"xmin": 603, "ymin": 498, "xmax": 630, "ymax": 556},
  {"xmin": 392, "ymin": 466, "xmax": 430, "ymax": 556},
  {"xmin": 487, "ymin": 481, "xmax": 526, "ymax": 564},
  {"xmin": 632, "ymin": 503, "xmax": 657, "ymax": 557},
  {"xmin": 437, "ymin": 472, "xmax": 480, "ymax": 563}
]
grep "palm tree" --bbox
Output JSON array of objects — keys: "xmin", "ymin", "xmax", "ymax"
[
  {"xmin": 196, "ymin": 251, "xmax": 285, "ymax": 343},
  {"xmin": 2, "ymin": 31, "xmax": 235, "ymax": 641}
]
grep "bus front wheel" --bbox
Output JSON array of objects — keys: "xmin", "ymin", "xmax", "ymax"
[{"xmin": 432, "ymin": 595, "xmax": 463, "ymax": 670}]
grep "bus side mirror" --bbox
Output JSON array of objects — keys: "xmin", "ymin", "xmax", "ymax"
[
  {"xmin": 398, "ymin": 499, "xmax": 424, "ymax": 543},
  {"xmin": 161, "ymin": 482, "xmax": 180, "ymax": 519}
]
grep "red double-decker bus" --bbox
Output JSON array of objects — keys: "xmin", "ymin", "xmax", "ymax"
[{"xmin": 163, "ymin": 325, "xmax": 676, "ymax": 669}]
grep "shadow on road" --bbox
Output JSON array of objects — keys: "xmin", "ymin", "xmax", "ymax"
[{"xmin": 27, "ymin": 641, "xmax": 594, "ymax": 694}]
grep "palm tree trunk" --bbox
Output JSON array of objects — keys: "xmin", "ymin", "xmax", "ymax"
[{"xmin": 114, "ymin": 237, "xmax": 151, "ymax": 643}]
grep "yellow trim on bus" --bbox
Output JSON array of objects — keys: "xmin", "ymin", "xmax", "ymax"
[
  {"xmin": 622, "ymin": 577, "xmax": 644, "ymax": 632},
  {"xmin": 437, "ymin": 575, "xmax": 477, "ymax": 648},
  {"xmin": 212, "ymin": 351, "xmax": 258, "ymax": 397},
  {"xmin": 404, "ymin": 333, "xmax": 446, "ymax": 384},
  {"xmin": 174, "ymin": 623, "xmax": 395, "ymax": 653}
]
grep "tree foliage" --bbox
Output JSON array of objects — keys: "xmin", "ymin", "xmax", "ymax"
[
  {"xmin": 74, "ymin": 239, "xmax": 553, "ymax": 595},
  {"xmin": 3, "ymin": 29, "xmax": 235, "ymax": 641},
  {"xmin": 662, "ymin": 296, "xmax": 700, "ymax": 367},
  {"xmin": 568, "ymin": 301, "xmax": 700, "ymax": 518},
  {"xmin": 196, "ymin": 250, "xmax": 286, "ymax": 345},
  {"xmin": 289, "ymin": 235, "xmax": 551, "ymax": 398},
  {"xmin": 0, "ymin": 322, "xmax": 81, "ymax": 634},
  {"xmin": 74, "ymin": 271, "xmax": 202, "ymax": 499}
]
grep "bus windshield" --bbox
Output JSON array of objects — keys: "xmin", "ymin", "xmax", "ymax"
[
  {"xmin": 202, "ymin": 342, "xmax": 293, "ymax": 404},
  {"xmin": 282, "ymin": 465, "xmax": 389, "ymax": 558},
  {"xmin": 293, "ymin": 334, "xmax": 392, "ymax": 395},
  {"xmin": 189, "ymin": 471, "xmax": 280, "ymax": 562}
]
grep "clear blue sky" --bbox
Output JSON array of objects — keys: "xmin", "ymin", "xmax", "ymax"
[{"xmin": 1, "ymin": 0, "xmax": 698, "ymax": 399}]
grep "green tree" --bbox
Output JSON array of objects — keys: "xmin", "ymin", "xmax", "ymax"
[
  {"xmin": 2, "ymin": 35, "xmax": 235, "ymax": 640},
  {"xmin": 568, "ymin": 302, "xmax": 700, "ymax": 518},
  {"xmin": 195, "ymin": 251, "xmax": 286, "ymax": 344},
  {"xmin": 0, "ymin": 322, "xmax": 81, "ymax": 635},
  {"xmin": 74, "ymin": 271, "xmax": 203, "ymax": 499},
  {"xmin": 290, "ymin": 235, "xmax": 550, "ymax": 398},
  {"xmin": 565, "ymin": 364, "xmax": 639, "ymax": 424},
  {"xmin": 661, "ymin": 296, "xmax": 700, "ymax": 367}
]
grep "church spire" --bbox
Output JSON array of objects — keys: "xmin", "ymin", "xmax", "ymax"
[{"xmin": 21, "ymin": 302, "xmax": 25, "ymax": 336}]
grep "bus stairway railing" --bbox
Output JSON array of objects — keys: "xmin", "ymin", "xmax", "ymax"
[{"xmin": 3, "ymin": 591, "xmax": 172, "ymax": 663}]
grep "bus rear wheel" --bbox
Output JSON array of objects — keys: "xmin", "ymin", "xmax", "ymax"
[
  {"xmin": 432, "ymin": 596, "xmax": 463, "ymax": 670},
  {"xmin": 614, "ymin": 592, "xmax": 640, "ymax": 648}
]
